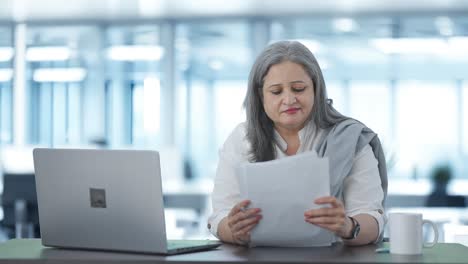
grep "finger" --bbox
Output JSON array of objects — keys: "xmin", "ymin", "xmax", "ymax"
[
  {"xmin": 234, "ymin": 219, "xmax": 260, "ymax": 241},
  {"xmin": 235, "ymin": 220, "xmax": 258, "ymax": 238},
  {"xmin": 229, "ymin": 207, "xmax": 261, "ymax": 226},
  {"xmin": 233, "ymin": 215, "xmax": 262, "ymax": 244},
  {"xmin": 232, "ymin": 214, "xmax": 262, "ymax": 232},
  {"xmin": 230, "ymin": 212, "xmax": 261, "ymax": 232},
  {"xmin": 234, "ymin": 221, "xmax": 259, "ymax": 242},
  {"xmin": 242, "ymin": 207, "xmax": 262, "ymax": 217},
  {"xmin": 314, "ymin": 196, "xmax": 342, "ymax": 208},
  {"xmin": 233, "ymin": 230, "xmax": 249, "ymax": 245},
  {"xmin": 233, "ymin": 233, "xmax": 249, "ymax": 245},
  {"xmin": 228, "ymin": 200, "xmax": 251, "ymax": 217},
  {"xmin": 304, "ymin": 207, "xmax": 344, "ymax": 218},
  {"xmin": 231, "ymin": 208, "xmax": 261, "ymax": 222},
  {"xmin": 240, "ymin": 220, "xmax": 259, "ymax": 234},
  {"xmin": 305, "ymin": 216, "xmax": 345, "ymax": 225},
  {"xmin": 304, "ymin": 207, "xmax": 332, "ymax": 217}
]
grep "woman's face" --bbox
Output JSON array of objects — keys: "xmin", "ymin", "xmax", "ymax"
[{"xmin": 262, "ymin": 61, "xmax": 315, "ymax": 132}]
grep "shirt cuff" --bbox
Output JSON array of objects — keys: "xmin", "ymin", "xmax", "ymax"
[
  {"xmin": 349, "ymin": 210, "xmax": 386, "ymax": 244},
  {"xmin": 207, "ymin": 209, "xmax": 230, "ymax": 239}
]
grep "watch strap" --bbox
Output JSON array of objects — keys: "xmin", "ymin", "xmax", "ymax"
[{"xmin": 344, "ymin": 216, "xmax": 360, "ymax": 240}]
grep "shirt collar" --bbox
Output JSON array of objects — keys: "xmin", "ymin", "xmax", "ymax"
[{"xmin": 274, "ymin": 121, "xmax": 316, "ymax": 153}]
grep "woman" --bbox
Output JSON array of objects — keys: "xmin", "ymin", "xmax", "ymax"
[{"xmin": 208, "ymin": 40, "xmax": 387, "ymax": 246}]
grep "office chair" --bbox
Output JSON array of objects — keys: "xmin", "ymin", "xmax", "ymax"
[{"xmin": 1, "ymin": 172, "xmax": 40, "ymax": 238}]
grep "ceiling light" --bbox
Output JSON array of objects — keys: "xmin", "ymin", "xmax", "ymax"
[
  {"xmin": 370, "ymin": 38, "xmax": 447, "ymax": 54},
  {"xmin": 333, "ymin": 18, "xmax": 358, "ymax": 33},
  {"xmin": 0, "ymin": 69, "xmax": 13, "ymax": 82},
  {"xmin": 0, "ymin": 47, "xmax": 14, "ymax": 62},
  {"xmin": 33, "ymin": 68, "xmax": 86, "ymax": 82},
  {"xmin": 26, "ymin": 46, "xmax": 71, "ymax": 61}
]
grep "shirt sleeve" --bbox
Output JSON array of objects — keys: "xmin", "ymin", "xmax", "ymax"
[
  {"xmin": 207, "ymin": 124, "xmax": 247, "ymax": 238},
  {"xmin": 342, "ymin": 143, "xmax": 386, "ymax": 243}
]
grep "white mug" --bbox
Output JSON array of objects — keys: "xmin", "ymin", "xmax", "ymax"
[{"xmin": 389, "ymin": 212, "xmax": 438, "ymax": 255}]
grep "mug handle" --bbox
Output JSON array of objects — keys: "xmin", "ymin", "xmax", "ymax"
[{"xmin": 422, "ymin": 219, "xmax": 439, "ymax": 248}]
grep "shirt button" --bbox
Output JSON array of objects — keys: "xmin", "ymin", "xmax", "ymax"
[
  {"xmin": 207, "ymin": 223, "xmax": 211, "ymax": 229},
  {"xmin": 378, "ymin": 209, "xmax": 383, "ymax": 214}
]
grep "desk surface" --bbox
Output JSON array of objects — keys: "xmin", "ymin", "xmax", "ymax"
[{"xmin": 1, "ymin": 239, "xmax": 468, "ymax": 264}]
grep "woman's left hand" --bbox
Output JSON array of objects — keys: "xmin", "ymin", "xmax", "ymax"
[{"xmin": 304, "ymin": 196, "xmax": 352, "ymax": 238}]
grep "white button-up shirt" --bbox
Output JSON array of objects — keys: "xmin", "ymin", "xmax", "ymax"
[{"xmin": 208, "ymin": 122, "xmax": 385, "ymax": 242}]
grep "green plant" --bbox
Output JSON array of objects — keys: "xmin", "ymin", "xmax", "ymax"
[{"xmin": 431, "ymin": 165, "xmax": 452, "ymax": 185}]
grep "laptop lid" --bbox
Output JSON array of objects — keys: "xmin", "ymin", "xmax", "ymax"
[{"xmin": 33, "ymin": 148, "xmax": 171, "ymax": 254}]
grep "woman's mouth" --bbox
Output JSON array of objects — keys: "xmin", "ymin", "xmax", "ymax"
[{"xmin": 284, "ymin": 108, "xmax": 300, "ymax": 114}]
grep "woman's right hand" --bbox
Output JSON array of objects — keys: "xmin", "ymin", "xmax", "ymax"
[{"xmin": 227, "ymin": 200, "xmax": 262, "ymax": 245}]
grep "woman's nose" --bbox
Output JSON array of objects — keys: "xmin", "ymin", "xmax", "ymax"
[{"xmin": 283, "ymin": 92, "xmax": 296, "ymax": 105}]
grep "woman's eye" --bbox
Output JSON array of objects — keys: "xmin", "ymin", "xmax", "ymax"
[
  {"xmin": 271, "ymin": 90, "xmax": 281, "ymax": 95},
  {"xmin": 293, "ymin": 87, "xmax": 306, "ymax": 93}
]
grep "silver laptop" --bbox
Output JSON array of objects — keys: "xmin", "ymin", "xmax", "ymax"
[{"xmin": 32, "ymin": 148, "xmax": 221, "ymax": 255}]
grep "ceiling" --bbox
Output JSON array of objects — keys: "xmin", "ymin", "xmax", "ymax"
[{"xmin": 2, "ymin": 0, "xmax": 468, "ymax": 22}]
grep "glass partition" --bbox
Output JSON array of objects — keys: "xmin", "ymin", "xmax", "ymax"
[
  {"xmin": 270, "ymin": 16, "xmax": 468, "ymax": 180},
  {"xmin": 26, "ymin": 25, "xmax": 100, "ymax": 146},
  {"xmin": 105, "ymin": 25, "xmax": 163, "ymax": 148},
  {"xmin": 395, "ymin": 81, "xmax": 458, "ymax": 179},
  {"xmin": 0, "ymin": 26, "xmax": 13, "ymax": 144},
  {"xmin": 463, "ymin": 82, "xmax": 468, "ymax": 156},
  {"xmin": 349, "ymin": 81, "xmax": 391, "ymax": 145},
  {"xmin": 4, "ymin": 15, "xmax": 468, "ymax": 182},
  {"xmin": 175, "ymin": 21, "xmax": 252, "ymax": 178}
]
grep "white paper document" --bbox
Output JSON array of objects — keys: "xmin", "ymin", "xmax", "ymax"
[{"xmin": 238, "ymin": 151, "xmax": 333, "ymax": 247}]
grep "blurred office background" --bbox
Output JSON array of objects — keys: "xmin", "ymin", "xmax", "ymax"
[{"xmin": 0, "ymin": 0, "xmax": 467, "ymax": 243}]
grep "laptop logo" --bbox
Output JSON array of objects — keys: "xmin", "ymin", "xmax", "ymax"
[{"xmin": 89, "ymin": 188, "xmax": 107, "ymax": 208}]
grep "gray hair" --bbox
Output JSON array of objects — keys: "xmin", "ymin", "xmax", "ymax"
[{"xmin": 243, "ymin": 40, "xmax": 348, "ymax": 162}]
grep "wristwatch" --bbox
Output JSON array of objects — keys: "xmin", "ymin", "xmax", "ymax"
[{"xmin": 344, "ymin": 216, "xmax": 360, "ymax": 239}]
